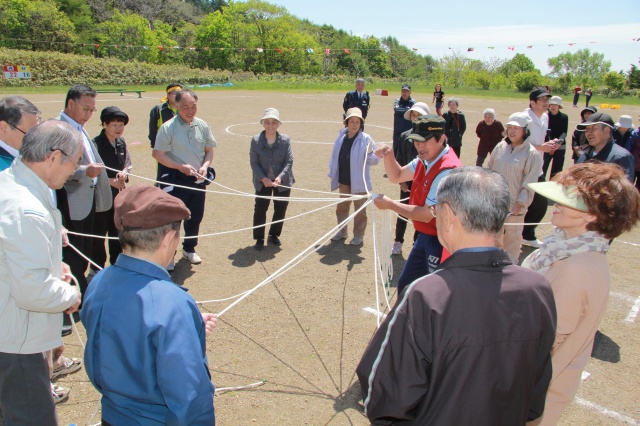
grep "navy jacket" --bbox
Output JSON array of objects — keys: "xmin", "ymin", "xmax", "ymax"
[
  {"xmin": 577, "ymin": 139, "xmax": 635, "ymax": 182},
  {"xmin": 343, "ymin": 90, "xmax": 370, "ymax": 118}
]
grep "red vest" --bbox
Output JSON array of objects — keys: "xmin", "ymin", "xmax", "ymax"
[{"xmin": 409, "ymin": 148, "xmax": 462, "ymax": 236}]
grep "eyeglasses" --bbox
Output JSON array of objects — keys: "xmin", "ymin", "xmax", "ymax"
[
  {"xmin": 50, "ymin": 148, "xmax": 80, "ymax": 171},
  {"xmin": 11, "ymin": 125, "xmax": 26, "ymax": 135},
  {"xmin": 74, "ymin": 100, "xmax": 97, "ymax": 114}
]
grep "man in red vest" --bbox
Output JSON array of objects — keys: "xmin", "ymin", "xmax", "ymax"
[{"xmin": 374, "ymin": 114, "xmax": 462, "ymax": 294}]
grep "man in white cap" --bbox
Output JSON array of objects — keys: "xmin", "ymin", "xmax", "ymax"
[
  {"xmin": 576, "ymin": 112, "xmax": 634, "ymax": 182},
  {"xmin": 613, "ymin": 115, "xmax": 635, "ymax": 152},
  {"xmin": 542, "ymin": 96, "xmax": 569, "ymax": 180}
]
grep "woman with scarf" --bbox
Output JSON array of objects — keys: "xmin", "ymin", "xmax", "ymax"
[{"xmin": 523, "ymin": 162, "xmax": 640, "ymax": 425}]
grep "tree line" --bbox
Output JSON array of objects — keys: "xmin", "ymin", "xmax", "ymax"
[{"xmin": 0, "ymin": 0, "xmax": 638, "ymax": 96}]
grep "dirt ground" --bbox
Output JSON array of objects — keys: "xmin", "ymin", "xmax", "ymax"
[{"xmin": 6, "ymin": 88, "xmax": 639, "ymax": 425}]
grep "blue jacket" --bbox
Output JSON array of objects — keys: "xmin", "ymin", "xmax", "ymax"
[
  {"xmin": 577, "ymin": 139, "xmax": 635, "ymax": 183},
  {"xmin": 393, "ymin": 97, "xmax": 415, "ymax": 136},
  {"xmin": 0, "ymin": 145, "xmax": 15, "ymax": 171},
  {"xmin": 81, "ymin": 254, "xmax": 215, "ymax": 426}
]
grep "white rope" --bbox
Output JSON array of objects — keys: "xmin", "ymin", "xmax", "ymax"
[
  {"xmin": 103, "ymin": 165, "xmax": 367, "ymax": 202},
  {"xmin": 370, "ymin": 201, "xmax": 381, "ymax": 328},
  {"xmin": 378, "ymin": 209, "xmax": 394, "ymax": 310},
  {"xmin": 215, "ymin": 380, "xmax": 266, "ymax": 394},
  {"xmin": 67, "ymin": 197, "xmax": 345, "ymax": 241},
  {"xmin": 216, "ymin": 197, "xmax": 373, "ymax": 316}
]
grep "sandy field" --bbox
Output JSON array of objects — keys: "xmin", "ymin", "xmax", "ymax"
[{"xmin": 2, "ymin": 87, "xmax": 639, "ymax": 425}]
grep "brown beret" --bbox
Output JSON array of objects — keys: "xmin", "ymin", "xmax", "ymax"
[{"xmin": 114, "ymin": 185, "xmax": 190, "ymax": 231}]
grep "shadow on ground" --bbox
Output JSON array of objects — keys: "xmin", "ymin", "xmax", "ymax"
[{"xmin": 591, "ymin": 330, "xmax": 621, "ymax": 363}]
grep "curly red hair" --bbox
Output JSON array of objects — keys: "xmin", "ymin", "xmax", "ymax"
[{"xmin": 553, "ymin": 162, "xmax": 640, "ymax": 239}]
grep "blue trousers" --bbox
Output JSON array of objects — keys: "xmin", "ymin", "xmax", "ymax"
[{"xmin": 397, "ymin": 232, "xmax": 443, "ymax": 295}]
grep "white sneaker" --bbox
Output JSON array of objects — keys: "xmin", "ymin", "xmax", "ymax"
[
  {"xmin": 166, "ymin": 259, "xmax": 175, "ymax": 272},
  {"xmin": 349, "ymin": 236, "xmax": 364, "ymax": 245},
  {"xmin": 331, "ymin": 231, "xmax": 347, "ymax": 241},
  {"xmin": 391, "ymin": 241, "xmax": 403, "ymax": 255},
  {"xmin": 522, "ymin": 239, "xmax": 543, "ymax": 248},
  {"xmin": 182, "ymin": 250, "xmax": 202, "ymax": 264}
]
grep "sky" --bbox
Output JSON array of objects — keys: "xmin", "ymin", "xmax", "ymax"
[{"xmin": 249, "ymin": 0, "xmax": 640, "ymax": 75}]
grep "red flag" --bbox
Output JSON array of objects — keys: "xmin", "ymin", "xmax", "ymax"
[
  {"xmin": 276, "ymin": 48, "xmax": 283, "ymax": 53},
  {"xmin": 527, "ymin": 45, "xmax": 533, "ymax": 49},
  {"xmin": 343, "ymin": 48, "xmax": 350, "ymax": 55},
  {"xmin": 158, "ymin": 46, "xmax": 164, "ymax": 51},
  {"xmin": 325, "ymin": 49, "xmax": 331, "ymax": 55},
  {"xmin": 95, "ymin": 44, "xmax": 100, "ymax": 49},
  {"xmin": 467, "ymin": 47, "xmax": 474, "ymax": 52},
  {"xmin": 508, "ymin": 46, "xmax": 514, "ymax": 51},
  {"xmin": 568, "ymin": 43, "xmax": 575, "ymax": 46}
]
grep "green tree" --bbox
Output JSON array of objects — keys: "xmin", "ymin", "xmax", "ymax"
[
  {"xmin": 195, "ymin": 10, "xmax": 232, "ymax": 69},
  {"xmin": 381, "ymin": 36, "xmax": 417, "ymax": 77},
  {"xmin": 500, "ymin": 53, "xmax": 536, "ymax": 76},
  {"xmin": 512, "ymin": 71, "xmax": 542, "ymax": 92},
  {"xmin": 0, "ymin": 0, "xmax": 76, "ymax": 52},
  {"xmin": 439, "ymin": 51, "xmax": 469, "ymax": 88},
  {"xmin": 96, "ymin": 10, "xmax": 170, "ymax": 63},
  {"xmin": 603, "ymin": 71, "xmax": 625, "ymax": 92},
  {"xmin": 547, "ymin": 49, "xmax": 611, "ymax": 85},
  {"xmin": 627, "ymin": 63, "xmax": 640, "ymax": 89}
]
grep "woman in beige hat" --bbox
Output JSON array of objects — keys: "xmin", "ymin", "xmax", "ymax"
[
  {"xmin": 488, "ymin": 111, "xmax": 542, "ymax": 263},
  {"xmin": 328, "ymin": 107, "xmax": 380, "ymax": 245},
  {"xmin": 523, "ymin": 162, "xmax": 640, "ymax": 425},
  {"xmin": 249, "ymin": 108, "xmax": 295, "ymax": 250}
]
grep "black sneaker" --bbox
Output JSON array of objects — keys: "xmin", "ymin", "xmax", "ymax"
[
  {"xmin": 255, "ymin": 239, "xmax": 265, "ymax": 250},
  {"xmin": 61, "ymin": 325, "xmax": 72, "ymax": 337},
  {"xmin": 269, "ymin": 235, "xmax": 281, "ymax": 246}
]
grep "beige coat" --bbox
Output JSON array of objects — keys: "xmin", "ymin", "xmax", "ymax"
[{"xmin": 529, "ymin": 251, "xmax": 610, "ymax": 425}]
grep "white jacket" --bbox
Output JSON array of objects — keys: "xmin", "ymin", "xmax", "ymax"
[
  {"xmin": 328, "ymin": 128, "xmax": 379, "ymax": 194},
  {"xmin": 0, "ymin": 160, "xmax": 78, "ymax": 354}
]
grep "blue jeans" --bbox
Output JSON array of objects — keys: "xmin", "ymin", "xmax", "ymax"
[{"xmin": 397, "ymin": 233, "xmax": 443, "ymax": 295}]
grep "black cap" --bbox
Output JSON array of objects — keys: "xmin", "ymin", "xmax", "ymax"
[
  {"xmin": 407, "ymin": 114, "xmax": 445, "ymax": 142},
  {"xmin": 576, "ymin": 112, "xmax": 614, "ymax": 131},
  {"xmin": 529, "ymin": 87, "xmax": 551, "ymax": 101},
  {"xmin": 580, "ymin": 106, "xmax": 598, "ymax": 119},
  {"xmin": 100, "ymin": 106, "xmax": 129, "ymax": 125},
  {"xmin": 401, "ymin": 84, "xmax": 411, "ymax": 91}
]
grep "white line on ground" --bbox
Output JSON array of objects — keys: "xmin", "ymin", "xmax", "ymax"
[
  {"xmin": 611, "ymin": 292, "xmax": 636, "ymax": 303},
  {"xmin": 575, "ymin": 397, "xmax": 638, "ymax": 425},
  {"xmin": 363, "ymin": 307, "xmax": 387, "ymax": 319},
  {"xmin": 624, "ymin": 296, "xmax": 640, "ymax": 323}
]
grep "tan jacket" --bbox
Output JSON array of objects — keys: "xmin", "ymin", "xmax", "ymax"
[{"xmin": 529, "ymin": 251, "xmax": 609, "ymax": 425}]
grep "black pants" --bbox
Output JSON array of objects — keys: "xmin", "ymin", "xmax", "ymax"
[
  {"xmin": 63, "ymin": 199, "xmax": 96, "ymax": 297},
  {"xmin": 92, "ymin": 205, "xmax": 122, "ymax": 269},
  {"xmin": 476, "ymin": 156, "xmax": 487, "ymax": 167},
  {"xmin": 0, "ymin": 352, "xmax": 56, "ymax": 426},
  {"xmin": 169, "ymin": 182, "xmax": 207, "ymax": 253},
  {"xmin": 542, "ymin": 149, "xmax": 566, "ymax": 181},
  {"xmin": 253, "ymin": 186, "xmax": 291, "ymax": 240},
  {"xmin": 522, "ymin": 176, "xmax": 548, "ymax": 241},
  {"xmin": 394, "ymin": 184, "xmax": 417, "ymax": 244},
  {"xmin": 451, "ymin": 146, "xmax": 461, "ymax": 158}
]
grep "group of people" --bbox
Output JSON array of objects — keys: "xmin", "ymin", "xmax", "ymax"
[
  {"xmin": 345, "ymin": 84, "xmax": 640, "ymax": 425},
  {"xmin": 1, "ymin": 80, "xmax": 640, "ymax": 425}
]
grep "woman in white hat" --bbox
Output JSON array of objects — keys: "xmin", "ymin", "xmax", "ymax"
[
  {"xmin": 250, "ymin": 108, "xmax": 295, "ymax": 250},
  {"xmin": 488, "ymin": 112, "xmax": 542, "ymax": 263},
  {"xmin": 523, "ymin": 162, "xmax": 640, "ymax": 425},
  {"xmin": 328, "ymin": 107, "xmax": 380, "ymax": 245},
  {"xmin": 613, "ymin": 114, "xmax": 635, "ymax": 152}
]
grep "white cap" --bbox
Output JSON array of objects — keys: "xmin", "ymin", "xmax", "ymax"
[
  {"xmin": 506, "ymin": 112, "xmax": 532, "ymax": 128},
  {"xmin": 616, "ymin": 115, "xmax": 634, "ymax": 129}
]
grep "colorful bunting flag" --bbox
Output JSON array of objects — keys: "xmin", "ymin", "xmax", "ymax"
[
  {"xmin": 343, "ymin": 48, "xmax": 350, "ymax": 55},
  {"xmin": 257, "ymin": 48, "xmax": 263, "ymax": 52},
  {"xmin": 508, "ymin": 46, "xmax": 514, "ymax": 51},
  {"xmin": 527, "ymin": 45, "xmax": 532, "ymax": 49},
  {"xmin": 467, "ymin": 47, "xmax": 474, "ymax": 52},
  {"xmin": 306, "ymin": 48, "xmax": 313, "ymax": 53},
  {"xmin": 276, "ymin": 48, "xmax": 283, "ymax": 53},
  {"xmin": 325, "ymin": 49, "xmax": 331, "ymax": 55},
  {"xmin": 488, "ymin": 47, "xmax": 494, "ymax": 50}
]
